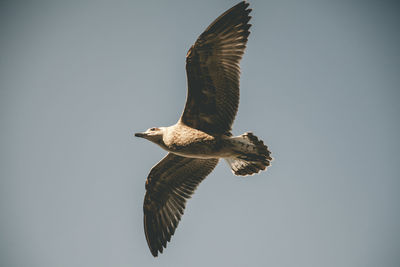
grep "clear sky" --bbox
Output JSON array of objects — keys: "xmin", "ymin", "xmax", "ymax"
[{"xmin": 1, "ymin": 0, "xmax": 399, "ymax": 266}]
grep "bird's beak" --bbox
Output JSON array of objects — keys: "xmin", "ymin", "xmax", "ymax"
[{"xmin": 134, "ymin": 132, "xmax": 147, "ymax": 138}]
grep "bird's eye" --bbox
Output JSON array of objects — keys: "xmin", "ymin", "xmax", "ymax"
[{"xmin": 150, "ymin": 128, "xmax": 157, "ymax": 131}]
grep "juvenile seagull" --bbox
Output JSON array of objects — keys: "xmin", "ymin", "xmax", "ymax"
[{"xmin": 135, "ymin": 1, "xmax": 272, "ymax": 257}]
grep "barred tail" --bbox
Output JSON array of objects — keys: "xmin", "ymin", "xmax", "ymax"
[{"xmin": 225, "ymin": 132, "xmax": 272, "ymax": 176}]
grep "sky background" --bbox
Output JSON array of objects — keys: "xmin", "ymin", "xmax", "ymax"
[{"xmin": 1, "ymin": 0, "xmax": 399, "ymax": 266}]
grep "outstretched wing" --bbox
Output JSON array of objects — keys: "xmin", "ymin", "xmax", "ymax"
[
  {"xmin": 181, "ymin": 1, "xmax": 252, "ymax": 135},
  {"xmin": 143, "ymin": 153, "xmax": 219, "ymax": 257}
]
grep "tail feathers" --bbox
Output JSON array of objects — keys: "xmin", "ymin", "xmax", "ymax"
[
  {"xmin": 226, "ymin": 158, "xmax": 269, "ymax": 176},
  {"xmin": 226, "ymin": 132, "xmax": 272, "ymax": 176}
]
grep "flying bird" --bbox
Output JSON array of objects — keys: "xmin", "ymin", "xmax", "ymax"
[{"xmin": 135, "ymin": 1, "xmax": 272, "ymax": 257}]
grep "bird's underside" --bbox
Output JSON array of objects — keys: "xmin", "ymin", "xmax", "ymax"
[{"xmin": 134, "ymin": 1, "xmax": 273, "ymax": 257}]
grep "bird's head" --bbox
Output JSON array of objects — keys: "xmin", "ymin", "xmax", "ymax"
[{"xmin": 135, "ymin": 127, "xmax": 165, "ymax": 144}]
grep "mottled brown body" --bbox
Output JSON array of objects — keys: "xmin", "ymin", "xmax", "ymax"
[{"xmin": 160, "ymin": 121, "xmax": 233, "ymax": 159}]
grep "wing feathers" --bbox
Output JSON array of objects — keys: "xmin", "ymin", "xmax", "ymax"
[
  {"xmin": 143, "ymin": 153, "xmax": 218, "ymax": 257},
  {"xmin": 181, "ymin": 1, "xmax": 252, "ymax": 135}
]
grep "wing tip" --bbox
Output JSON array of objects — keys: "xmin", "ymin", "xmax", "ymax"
[
  {"xmin": 240, "ymin": 1, "xmax": 251, "ymax": 13},
  {"xmin": 240, "ymin": 1, "xmax": 250, "ymax": 9},
  {"xmin": 144, "ymin": 210, "xmax": 163, "ymax": 258},
  {"xmin": 151, "ymin": 249, "xmax": 159, "ymax": 257}
]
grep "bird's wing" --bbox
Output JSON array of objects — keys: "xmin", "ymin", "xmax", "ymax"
[
  {"xmin": 143, "ymin": 153, "xmax": 219, "ymax": 257},
  {"xmin": 181, "ymin": 1, "xmax": 252, "ymax": 135}
]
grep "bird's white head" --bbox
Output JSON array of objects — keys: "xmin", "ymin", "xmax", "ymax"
[{"xmin": 135, "ymin": 127, "xmax": 165, "ymax": 144}]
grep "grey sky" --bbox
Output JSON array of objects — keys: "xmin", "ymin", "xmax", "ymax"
[{"xmin": 1, "ymin": 0, "xmax": 399, "ymax": 266}]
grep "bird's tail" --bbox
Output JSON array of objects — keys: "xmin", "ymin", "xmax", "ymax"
[{"xmin": 225, "ymin": 132, "xmax": 272, "ymax": 176}]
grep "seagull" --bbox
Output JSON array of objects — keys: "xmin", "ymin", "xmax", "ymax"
[{"xmin": 135, "ymin": 1, "xmax": 272, "ymax": 257}]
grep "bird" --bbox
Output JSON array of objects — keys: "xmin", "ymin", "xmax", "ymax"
[{"xmin": 135, "ymin": 1, "xmax": 272, "ymax": 257}]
